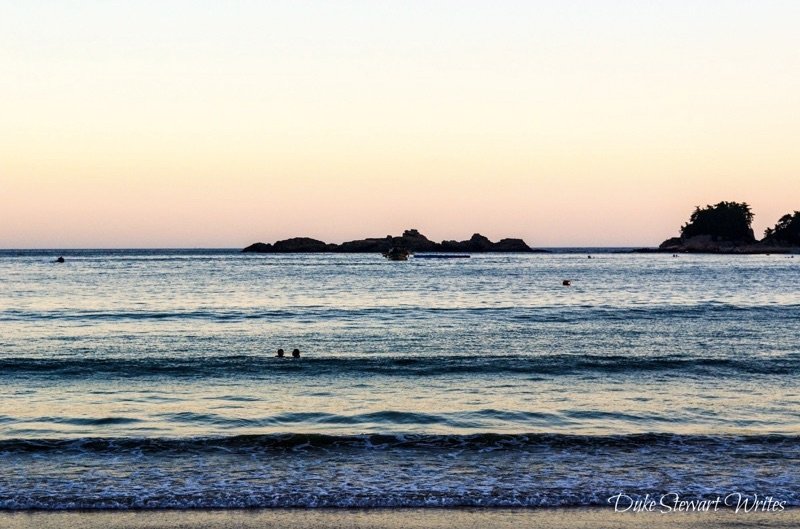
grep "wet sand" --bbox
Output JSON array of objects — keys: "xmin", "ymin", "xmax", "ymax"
[{"xmin": 1, "ymin": 508, "xmax": 796, "ymax": 529}]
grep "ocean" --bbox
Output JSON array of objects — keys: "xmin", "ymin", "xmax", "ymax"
[{"xmin": 0, "ymin": 250, "xmax": 798, "ymax": 509}]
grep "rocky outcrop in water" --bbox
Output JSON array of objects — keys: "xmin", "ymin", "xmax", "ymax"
[
  {"xmin": 243, "ymin": 238, "xmax": 337, "ymax": 253},
  {"xmin": 651, "ymin": 202, "xmax": 800, "ymax": 253},
  {"xmin": 243, "ymin": 229, "xmax": 542, "ymax": 253},
  {"xmin": 657, "ymin": 235, "xmax": 758, "ymax": 253}
]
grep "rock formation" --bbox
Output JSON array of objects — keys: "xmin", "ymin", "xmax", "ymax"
[
  {"xmin": 243, "ymin": 229, "xmax": 542, "ymax": 253},
  {"xmin": 654, "ymin": 202, "xmax": 800, "ymax": 253}
]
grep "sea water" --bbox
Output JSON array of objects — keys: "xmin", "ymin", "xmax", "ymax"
[{"xmin": 0, "ymin": 250, "xmax": 798, "ymax": 508}]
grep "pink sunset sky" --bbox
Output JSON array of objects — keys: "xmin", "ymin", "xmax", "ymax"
[{"xmin": 2, "ymin": 1, "xmax": 799, "ymax": 248}]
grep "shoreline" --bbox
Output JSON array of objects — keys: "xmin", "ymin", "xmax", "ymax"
[
  {"xmin": 1, "ymin": 508, "xmax": 797, "ymax": 529},
  {"xmin": 3, "ymin": 246, "xmax": 799, "ymax": 254},
  {"xmin": 4, "ymin": 247, "xmax": 798, "ymax": 255}
]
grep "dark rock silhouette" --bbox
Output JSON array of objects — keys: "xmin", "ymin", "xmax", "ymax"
[
  {"xmin": 441, "ymin": 234, "xmax": 492, "ymax": 252},
  {"xmin": 338, "ymin": 236, "xmax": 394, "ymax": 253},
  {"xmin": 393, "ymin": 229, "xmax": 440, "ymax": 252},
  {"xmin": 658, "ymin": 201, "xmax": 756, "ymax": 253},
  {"xmin": 659, "ymin": 234, "xmax": 752, "ymax": 253},
  {"xmin": 273, "ymin": 237, "xmax": 337, "ymax": 253},
  {"xmin": 654, "ymin": 201, "xmax": 800, "ymax": 254},
  {"xmin": 489, "ymin": 238, "xmax": 533, "ymax": 252},
  {"xmin": 243, "ymin": 229, "xmax": 543, "ymax": 253},
  {"xmin": 337, "ymin": 230, "xmax": 439, "ymax": 253},
  {"xmin": 243, "ymin": 238, "xmax": 336, "ymax": 253},
  {"xmin": 243, "ymin": 242, "xmax": 273, "ymax": 253}
]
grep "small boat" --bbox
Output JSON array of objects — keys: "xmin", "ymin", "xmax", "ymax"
[
  {"xmin": 383, "ymin": 247, "xmax": 411, "ymax": 261},
  {"xmin": 414, "ymin": 254, "xmax": 470, "ymax": 259}
]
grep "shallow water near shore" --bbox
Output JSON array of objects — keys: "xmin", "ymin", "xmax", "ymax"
[
  {"xmin": 0, "ymin": 250, "xmax": 798, "ymax": 509},
  {"xmin": 2, "ymin": 508, "xmax": 799, "ymax": 529}
]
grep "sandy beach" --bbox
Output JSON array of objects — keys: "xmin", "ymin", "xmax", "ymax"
[{"xmin": 1, "ymin": 508, "xmax": 798, "ymax": 529}]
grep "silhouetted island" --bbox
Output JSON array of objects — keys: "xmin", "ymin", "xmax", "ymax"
[
  {"xmin": 243, "ymin": 229, "xmax": 544, "ymax": 254},
  {"xmin": 643, "ymin": 201, "xmax": 800, "ymax": 254}
]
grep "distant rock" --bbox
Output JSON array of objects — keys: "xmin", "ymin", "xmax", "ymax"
[
  {"xmin": 242, "ymin": 229, "xmax": 544, "ymax": 253},
  {"xmin": 657, "ymin": 237, "xmax": 682, "ymax": 251},
  {"xmin": 337, "ymin": 236, "xmax": 394, "ymax": 253},
  {"xmin": 659, "ymin": 234, "xmax": 752, "ymax": 253},
  {"xmin": 272, "ymin": 237, "xmax": 338, "ymax": 253},
  {"xmin": 243, "ymin": 238, "xmax": 336, "ymax": 253},
  {"xmin": 393, "ymin": 229, "xmax": 440, "ymax": 252},
  {"xmin": 492, "ymin": 238, "xmax": 534, "ymax": 252},
  {"xmin": 242, "ymin": 242, "xmax": 273, "ymax": 253},
  {"xmin": 657, "ymin": 201, "xmax": 757, "ymax": 253},
  {"xmin": 655, "ymin": 202, "xmax": 800, "ymax": 254},
  {"xmin": 441, "ymin": 234, "xmax": 491, "ymax": 252}
]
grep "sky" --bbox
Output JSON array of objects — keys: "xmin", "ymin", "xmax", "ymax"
[{"xmin": 2, "ymin": 1, "xmax": 799, "ymax": 248}]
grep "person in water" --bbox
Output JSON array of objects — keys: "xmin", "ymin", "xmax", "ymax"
[
  {"xmin": 275, "ymin": 348, "xmax": 285, "ymax": 358},
  {"xmin": 292, "ymin": 348, "xmax": 300, "ymax": 358}
]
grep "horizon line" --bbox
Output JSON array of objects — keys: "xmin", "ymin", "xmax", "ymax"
[{"xmin": 0, "ymin": 245, "xmax": 656, "ymax": 251}]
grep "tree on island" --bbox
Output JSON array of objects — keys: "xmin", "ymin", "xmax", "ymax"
[
  {"xmin": 680, "ymin": 201, "xmax": 755, "ymax": 242},
  {"xmin": 763, "ymin": 211, "xmax": 800, "ymax": 245}
]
